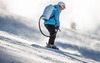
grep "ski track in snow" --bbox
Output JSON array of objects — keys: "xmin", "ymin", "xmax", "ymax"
[
  {"xmin": 0, "ymin": 34, "xmax": 76, "ymax": 63},
  {"xmin": 0, "ymin": 32, "xmax": 99, "ymax": 63}
]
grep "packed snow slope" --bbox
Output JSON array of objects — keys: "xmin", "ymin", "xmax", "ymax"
[{"xmin": 0, "ymin": 9, "xmax": 100, "ymax": 63}]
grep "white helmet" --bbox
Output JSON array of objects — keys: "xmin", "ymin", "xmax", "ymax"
[{"xmin": 58, "ymin": 2, "xmax": 66, "ymax": 8}]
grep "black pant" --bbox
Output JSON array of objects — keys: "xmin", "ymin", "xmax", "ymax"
[{"xmin": 45, "ymin": 25, "xmax": 57, "ymax": 45}]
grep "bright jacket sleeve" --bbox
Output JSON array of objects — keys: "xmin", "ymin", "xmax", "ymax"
[{"xmin": 54, "ymin": 6, "xmax": 61, "ymax": 26}]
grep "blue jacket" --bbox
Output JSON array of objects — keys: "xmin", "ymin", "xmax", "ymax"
[{"xmin": 44, "ymin": 5, "xmax": 61, "ymax": 26}]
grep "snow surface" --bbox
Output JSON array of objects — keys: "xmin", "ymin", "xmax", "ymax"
[{"xmin": 0, "ymin": 9, "xmax": 100, "ymax": 63}]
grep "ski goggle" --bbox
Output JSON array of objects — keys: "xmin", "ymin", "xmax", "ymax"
[{"xmin": 60, "ymin": 5, "xmax": 65, "ymax": 10}]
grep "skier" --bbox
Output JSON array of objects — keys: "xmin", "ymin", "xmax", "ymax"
[{"xmin": 44, "ymin": 2, "xmax": 66, "ymax": 49}]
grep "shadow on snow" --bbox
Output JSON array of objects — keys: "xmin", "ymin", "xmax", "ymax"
[
  {"xmin": 0, "ymin": 16, "xmax": 40, "ymax": 40},
  {"xmin": 56, "ymin": 42, "xmax": 100, "ymax": 62}
]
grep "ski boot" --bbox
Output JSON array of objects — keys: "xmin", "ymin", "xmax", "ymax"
[{"xmin": 47, "ymin": 43, "xmax": 59, "ymax": 50}]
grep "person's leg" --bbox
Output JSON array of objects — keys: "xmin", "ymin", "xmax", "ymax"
[{"xmin": 45, "ymin": 25, "xmax": 56, "ymax": 45}]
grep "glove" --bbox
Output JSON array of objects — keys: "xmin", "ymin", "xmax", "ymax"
[
  {"xmin": 55, "ymin": 26, "xmax": 61, "ymax": 32},
  {"xmin": 55, "ymin": 26, "xmax": 59, "ymax": 30}
]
